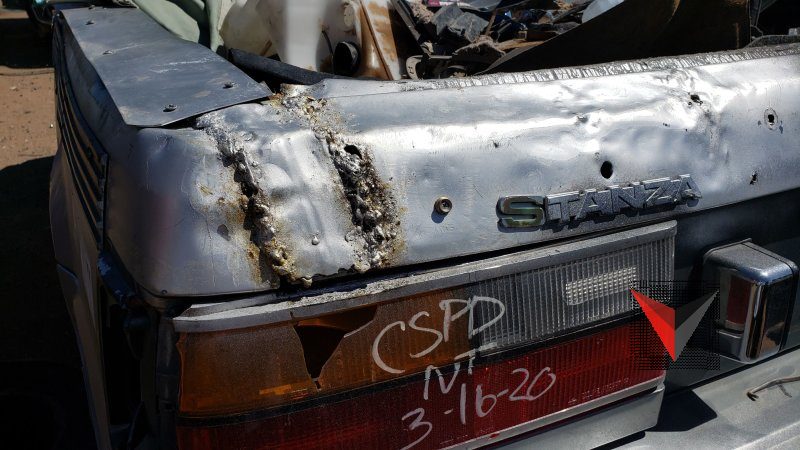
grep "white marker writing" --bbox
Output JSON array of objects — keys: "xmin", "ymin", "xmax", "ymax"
[{"xmin": 372, "ymin": 321, "xmax": 405, "ymax": 374}]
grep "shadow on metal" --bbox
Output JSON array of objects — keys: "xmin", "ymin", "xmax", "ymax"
[{"xmin": 650, "ymin": 390, "xmax": 718, "ymax": 432}]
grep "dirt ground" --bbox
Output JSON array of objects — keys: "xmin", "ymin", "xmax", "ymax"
[
  {"xmin": 0, "ymin": 8, "xmax": 56, "ymax": 166},
  {"xmin": 0, "ymin": 5, "xmax": 94, "ymax": 449}
]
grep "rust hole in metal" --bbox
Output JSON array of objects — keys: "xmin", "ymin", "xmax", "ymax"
[
  {"xmin": 216, "ymin": 224, "xmax": 230, "ymax": 241},
  {"xmin": 601, "ymin": 161, "xmax": 614, "ymax": 179},
  {"xmin": 344, "ymin": 144, "xmax": 362, "ymax": 157},
  {"xmin": 764, "ymin": 108, "xmax": 778, "ymax": 130}
]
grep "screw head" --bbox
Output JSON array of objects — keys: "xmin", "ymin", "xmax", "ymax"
[
  {"xmin": 223, "ymin": 81, "xmax": 235, "ymax": 89},
  {"xmin": 102, "ymin": 50, "xmax": 113, "ymax": 55},
  {"xmin": 163, "ymin": 104, "xmax": 177, "ymax": 112},
  {"xmin": 86, "ymin": 20, "xmax": 95, "ymax": 25},
  {"xmin": 434, "ymin": 196, "xmax": 453, "ymax": 215}
]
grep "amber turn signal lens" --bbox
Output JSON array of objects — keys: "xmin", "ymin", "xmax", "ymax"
[
  {"xmin": 178, "ymin": 325, "xmax": 317, "ymax": 416},
  {"xmin": 178, "ymin": 289, "xmax": 476, "ymax": 416}
]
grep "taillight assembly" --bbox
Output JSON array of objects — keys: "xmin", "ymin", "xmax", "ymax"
[
  {"xmin": 177, "ymin": 323, "xmax": 663, "ymax": 450},
  {"xmin": 704, "ymin": 240, "xmax": 798, "ymax": 363},
  {"xmin": 172, "ymin": 222, "xmax": 675, "ymax": 447}
]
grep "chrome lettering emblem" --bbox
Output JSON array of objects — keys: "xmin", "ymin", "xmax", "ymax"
[{"xmin": 498, "ymin": 175, "xmax": 701, "ymax": 228}]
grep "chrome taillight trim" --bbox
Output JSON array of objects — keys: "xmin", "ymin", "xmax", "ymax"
[{"xmin": 704, "ymin": 240, "xmax": 799, "ymax": 363}]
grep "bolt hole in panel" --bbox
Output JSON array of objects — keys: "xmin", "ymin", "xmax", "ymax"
[{"xmin": 174, "ymin": 222, "xmax": 674, "ymax": 448}]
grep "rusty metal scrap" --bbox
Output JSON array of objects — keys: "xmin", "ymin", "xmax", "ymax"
[
  {"xmin": 396, "ymin": 0, "xmax": 589, "ymax": 78},
  {"xmin": 484, "ymin": 0, "xmax": 749, "ymax": 73},
  {"xmin": 389, "ymin": 0, "xmax": 750, "ymax": 78},
  {"xmin": 484, "ymin": 0, "xmax": 682, "ymax": 73}
]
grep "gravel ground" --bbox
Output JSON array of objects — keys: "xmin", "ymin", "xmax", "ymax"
[{"xmin": 0, "ymin": 6, "xmax": 94, "ymax": 449}]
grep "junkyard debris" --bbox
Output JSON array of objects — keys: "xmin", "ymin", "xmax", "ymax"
[{"xmin": 216, "ymin": 0, "xmax": 756, "ymax": 81}]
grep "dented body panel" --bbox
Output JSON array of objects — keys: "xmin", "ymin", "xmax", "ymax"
[{"xmin": 107, "ymin": 42, "xmax": 800, "ymax": 295}]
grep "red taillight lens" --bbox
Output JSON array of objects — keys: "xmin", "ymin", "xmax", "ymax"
[
  {"xmin": 724, "ymin": 275, "xmax": 754, "ymax": 331},
  {"xmin": 176, "ymin": 322, "xmax": 663, "ymax": 449}
]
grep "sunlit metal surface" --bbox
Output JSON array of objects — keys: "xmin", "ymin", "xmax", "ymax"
[
  {"xmin": 167, "ymin": 42, "xmax": 800, "ymax": 294},
  {"xmin": 60, "ymin": 5, "xmax": 800, "ymax": 296},
  {"xmin": 61, "ymin": 8, "xmax": 269, "ymax": 127}
]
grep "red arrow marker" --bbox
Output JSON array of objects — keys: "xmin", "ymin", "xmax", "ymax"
[
  {"xmin": 630, "ymin": 288, "xmax": 718, "ymax": 361},
  {"xmin": 631, "ymin": 289, "xmax": 677, "ymax": 360}
]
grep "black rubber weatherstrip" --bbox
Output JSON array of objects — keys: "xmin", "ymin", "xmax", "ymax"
[{"xmin": 228, "ymin": 48, "xmax": 349, "ymax": 86}]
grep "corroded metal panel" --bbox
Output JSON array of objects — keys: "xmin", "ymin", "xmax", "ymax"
[{"xmin": 105, "ymin": 42, "xmax": 800, "ymax": 296}]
